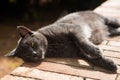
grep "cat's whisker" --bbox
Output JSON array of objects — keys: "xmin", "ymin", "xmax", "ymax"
[{"xmin": 33, "ymin": 51, "xmax": 37, "ymax": 54}]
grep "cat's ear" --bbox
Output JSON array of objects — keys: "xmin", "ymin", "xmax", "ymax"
[
  {"xmin": 17, "ymin": 26, "xmax": 33, "ymax": 37},
  {"xmin": 5, "ymin": 48, "xmax": 16, "ymax": 57}
]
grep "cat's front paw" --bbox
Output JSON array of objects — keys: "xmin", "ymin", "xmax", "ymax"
[
  {"xmin": 104, "ymin": 58, "xmax": 117, "ymax": 72},
  {"xmin": 92, "ymin": 57, "xmax": 117, "ymax": 72},
  {"xmin": 90, "ymin": 47, "xmax": 103, "ymax": 58}
]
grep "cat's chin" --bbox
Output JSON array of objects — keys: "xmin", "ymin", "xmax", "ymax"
[{"xmin": 23, "ymin": 57, "xmax": 43, "ymax": 62}]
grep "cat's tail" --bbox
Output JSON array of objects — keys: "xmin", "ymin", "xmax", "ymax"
[
  {"xmin": 105, "ymin": 17, "xmax": 120, "ymax": 37},
  {"xmin": 105, "ymin": 17, "xmax": 120, "ymax": 28}
]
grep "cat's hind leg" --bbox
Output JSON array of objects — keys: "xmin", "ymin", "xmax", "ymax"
[
  {"xmin": 72, "ymin": 29, "xmax": 103, "ymax": 58},
  {"xmin": 72, "ymin": 26, "xmax": 117, "ymax": 72}
]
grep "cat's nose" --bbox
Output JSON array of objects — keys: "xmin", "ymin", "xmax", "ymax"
[{"xmin": 32, "ymin": 51, "xmax": 38, "ymax": 57}]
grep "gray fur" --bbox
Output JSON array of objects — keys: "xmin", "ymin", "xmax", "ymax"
[{"xmin": 7, "ymin": 11, "xmax": 120, "ymax": 72}]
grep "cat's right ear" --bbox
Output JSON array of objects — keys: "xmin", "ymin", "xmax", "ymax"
[
  {"xmin": 17, "ymin": 26, "xmax": 33, "ymax": 38},
  {"xmin": 5, "ymin": 48, "xmax": 16, "ymax": 57}
]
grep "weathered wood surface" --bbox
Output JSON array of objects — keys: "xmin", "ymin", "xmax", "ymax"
[
  {"xmin": 94, "ymin": 0, "xmax": 120, "ymax": 21},
  {"xmin": 1, "ymin": 0, "xmax": 120, "ymax": 80}
]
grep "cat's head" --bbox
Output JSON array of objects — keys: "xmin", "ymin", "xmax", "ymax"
[{"xmin": 6, "ymin": 26, "xmax": 48, "ymax": 62}]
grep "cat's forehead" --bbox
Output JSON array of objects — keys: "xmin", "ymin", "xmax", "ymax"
[
  {"xmin": 18, "ymin": 36, "xmax": 33, "ymax": 44},
  {"xmin": 18, "ymin": 32, "xmax": 44, "ymax": 44}
]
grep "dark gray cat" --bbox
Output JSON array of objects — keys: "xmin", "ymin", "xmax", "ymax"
[{"xmin": 6, "ymin": 11, "xmax": 120, "ymax": 72}]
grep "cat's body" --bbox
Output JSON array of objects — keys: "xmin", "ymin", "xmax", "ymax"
[
  {"xmin": 7, "ymin": 11, "xmax": 120, "ymax": 72},
  {"xmin": 37, "ymin": 11, "xmax": 119, "ymax": 58}
]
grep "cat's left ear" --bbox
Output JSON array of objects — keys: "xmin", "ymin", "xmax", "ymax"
[{"xmin": 17, "ymin": 26, "xmax": 33, "ymax": 38}]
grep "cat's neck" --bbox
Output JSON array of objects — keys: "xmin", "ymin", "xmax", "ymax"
[{"xmin": 36, "ymin": 24, "xmax": 55, "ymax": 36}]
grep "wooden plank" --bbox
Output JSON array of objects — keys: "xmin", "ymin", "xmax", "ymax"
[
  {"xmin": 100, "ymin": 40, "xmax": 108, "ymax": 45},
  {"xmin": 1, "ymin": 75, "xmax": 35, "ymax": 80},
  {"xmin": 101, "ymin": 0, "xmax": 120, "ymax": 7},
  {"xmin": 95, "ymin": 7, "xmax": 120, "ymax": 13},
  {"xmin": 106, "ymin": 57, "xmax": 120, "ymax": 65},
  {"xmin": 94, "ymin": 0, "xmax": 120, "ymax": 19},
  {"xmin": 103, "ymin": 50, "xmax": 120, "ymax": 58},
  {"xmin": 99, "ymin": 45, "xmax": 120, "ymax": 52},
  {"xmin": 116, "ymin": 74, "xmax": 120, "ymax": 80},
  {"xmin": 23, "ymin": 62, "xmax": 117, "ymax": 80},
  {"xmin": 117, "ymin": 66, "xmax": 120, "ymax": 74},
  {"xmin": 108, "ymin": 37, "xmax": 120, "ymax": 42},
  {"xmin": 11, "ymin": 67, "xmax": 83, "ymax": 80},
  {"xmin": 44, "ymin": 58, "xmax": 91, "ymax": 69},
  {"xmin": 107, "ymin": 41, "xmax": 120, "ymax": 47},
  {"xmin": 86, "ymin": 78, "xmax": 96, "ymax": 80}
]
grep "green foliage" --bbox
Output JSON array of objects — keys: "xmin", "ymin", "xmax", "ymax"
[{"xmin": 9, "ymin": 0, "xmax": 16, "ymax": 3}]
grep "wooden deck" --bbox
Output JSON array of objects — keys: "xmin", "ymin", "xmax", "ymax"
[{"xmin": 1, "ymin": 0, "xmax": 120, "ymax": 80}]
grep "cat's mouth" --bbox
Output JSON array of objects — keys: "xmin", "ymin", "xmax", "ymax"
[{"xmin": 22, "ymin": 54, "xmax": 43, "ymax": 62}]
